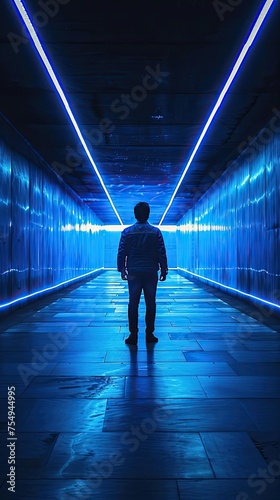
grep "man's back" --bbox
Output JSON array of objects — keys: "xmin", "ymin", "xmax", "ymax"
[{"xmin": 117, "ymin": 221, "xmax": 167, "ymax": 273}]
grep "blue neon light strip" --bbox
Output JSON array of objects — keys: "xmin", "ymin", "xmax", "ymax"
[
  {"xmin": 12, "ymin": 0, "xmax": 123, "ymax": 225},
  {"xmin": 102, "ymin": 225, "xmax": 178, "ymax": 232},
  {"xmin": 178, "ymin": 267, "xmax": 280, "ymax": 311},
  {"xmin": 0, "ymin": 268, "xmax": 104, "ymax": 310},
  {"xmin": 159, "ymin": 0, "xmax": 275, "ymax": 225}
]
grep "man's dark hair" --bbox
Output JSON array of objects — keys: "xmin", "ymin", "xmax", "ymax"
[{"xmin": 134, "ymin": 202, "xmax": 150, "ymax": 222}]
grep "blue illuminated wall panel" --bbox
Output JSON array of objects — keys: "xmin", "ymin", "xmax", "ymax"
[
  {"xmin": 161, "ymin": 229, "xmax": 177, "ymax": 269},
  {"xmin": 0, "ymin": 113, "xmax": 103, "ymax": 314},
  {"xmin": 0, "ymin": 118, "xmax": 12, "ymax": 304},
  {"xmin": 177, "ymin": 118, "xmax": 280, "ymax": 308},
  {"xmin": 11, "ymin": 141, "xmax": 30, "ymax": 300},
  {"xmin": 29, "ymin": 151, "xmax": 43, "ymax": 293}
]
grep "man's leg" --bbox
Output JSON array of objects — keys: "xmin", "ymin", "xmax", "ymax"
[
  {"xmin": 127, "ymin": 273, "xmax": 142, "ymax": 340},
  {"xmin": 143, "ymin": 270, "xmax": 158, "ymax": 340}
]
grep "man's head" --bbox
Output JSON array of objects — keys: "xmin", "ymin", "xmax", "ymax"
[{"xmin": 134, "ymin": 202, "xmax": 150, "ymax": 223}]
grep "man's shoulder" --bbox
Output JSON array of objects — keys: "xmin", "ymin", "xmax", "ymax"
[
  {"xmin": 122, "ymin": 222, "xmax": 160, "ymax": 235},
  {"xmin": 149, "ymin": 224, "xmax": 161, "ymax": 235},
  {"xmin": 146, "ymin": 223, "xmax": 161, "ymax": 234},
  {"xmin": 122, "ymin": 224, "xmax": 136, "ymax": 235}
]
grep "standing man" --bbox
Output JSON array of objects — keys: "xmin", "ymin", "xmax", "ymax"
[{"xmin": 117, "ymin": 202, "xmax": 168, "ymax": 345}]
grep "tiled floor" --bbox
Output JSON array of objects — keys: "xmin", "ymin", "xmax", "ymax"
[{"xmin": 1, "ymin": 270, "xmax": 280, "ymax": 499}]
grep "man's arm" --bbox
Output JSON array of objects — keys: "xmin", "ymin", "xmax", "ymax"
[
  {"xmin": 157, "ymin": 230, "xmax": 168, "ymax": 281},
  {"xmin": 117, "ymin": 231, "xmax": 128, "ymax": 280}
]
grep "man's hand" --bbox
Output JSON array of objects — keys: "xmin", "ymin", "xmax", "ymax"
[
  {"xmin": 121, "ymin": 269, "xmax": 128, "ymax": 280},
  {"xmin": 160, "ymin": 270, "xmax": 168, "ymax": 281}
]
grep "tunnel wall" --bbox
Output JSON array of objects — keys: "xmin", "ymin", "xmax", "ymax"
[
  {"xmin": 0, "ymin": 114, "xmax": 103, "ymax": 313},
  {"xmin": 177, "ymin": 118, "xmax": 280, "ymax": 309},
  {"xmin": 103, "ymin": 228, "xmax": 177, "ymax": 269}
]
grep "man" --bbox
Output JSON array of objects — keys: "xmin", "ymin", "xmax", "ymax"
[{"xmin": 117, "ymin": 202, "xmax": 168, "ymax": 345}]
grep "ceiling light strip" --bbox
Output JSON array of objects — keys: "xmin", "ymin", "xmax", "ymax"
[
  {"xmin": 159, "ymin": 0, "xmax": 275, "ymax": 225},
  {"xmin": 12, "ymin": 0, "xmax": 123, "ymax": 225}
]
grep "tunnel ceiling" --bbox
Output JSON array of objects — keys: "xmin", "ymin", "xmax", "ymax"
[{"xmin": 1, "ymin": 0, "xmax": 280, "ymax": 224}]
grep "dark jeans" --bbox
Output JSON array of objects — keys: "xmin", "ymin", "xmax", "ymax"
[{"xmin": 127, "ymin": 270, "xmax": 158, "ymax": 335}]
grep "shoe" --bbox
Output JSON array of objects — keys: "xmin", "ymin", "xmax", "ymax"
[
  {"xmin": 146, "ymin": 333, "xmax": 158, "ymax": 343},
  {"xmin": 125, "ymin": 334, "xmax": 138, "ymax": 345}
]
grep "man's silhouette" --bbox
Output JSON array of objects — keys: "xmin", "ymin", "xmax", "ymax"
[{"xmin": 117, "ymin": 202, "xmax": 168, "ymax": 345}]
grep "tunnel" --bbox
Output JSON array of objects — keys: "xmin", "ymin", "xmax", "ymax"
[{"xmin": 1, "ymin": 0, "xmax": 280, "ymax": 498}]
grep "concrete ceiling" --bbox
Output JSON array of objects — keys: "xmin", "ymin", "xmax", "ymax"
[{"xmin": 1, "ymin": 0, "xmax": 279, "ymax": 224}]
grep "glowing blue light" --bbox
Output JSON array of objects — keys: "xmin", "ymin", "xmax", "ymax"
[
  {"xmin": 250, "ymin": 167, "xmax": 265, "ymax": 183},
  {"xmin": 102, "ymin": 225, "xmax": 178, "ymax": 232},
  {"xmin": 0, "ymin": 268, "xmax": 104, "ymax": 310},
  {"xmin": 159, "ymin": 0, "xmax": 275, "ymax": 225},
  {"xmin": 157, "ymin": 225, "xmax": 177, "ymax": 232},
  {"xmin": 178, "ymin": 267, "xmax": 280, "ymax": 311},
  {"xmin": 0, "ymin": 199, "xmax": 10, "ymax": 206},
  {"xmin": 12, "ymin": 0, "xmax": 123, "ymax": 225},
  {"xmin": 102, "ymin": 225, "xmax": 129, "ymax": 232},
  {"xmin": 240, "ymin": 174, "xmax": 250, "ymax": 187},
  {"xmin": 104, "ymin": 267, "xmax": 178, "ymax": 270}
]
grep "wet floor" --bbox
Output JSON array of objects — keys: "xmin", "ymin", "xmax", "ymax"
[{"xmin": 1, "ymin": 270, "xmax": 280, "ymax": 499}]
